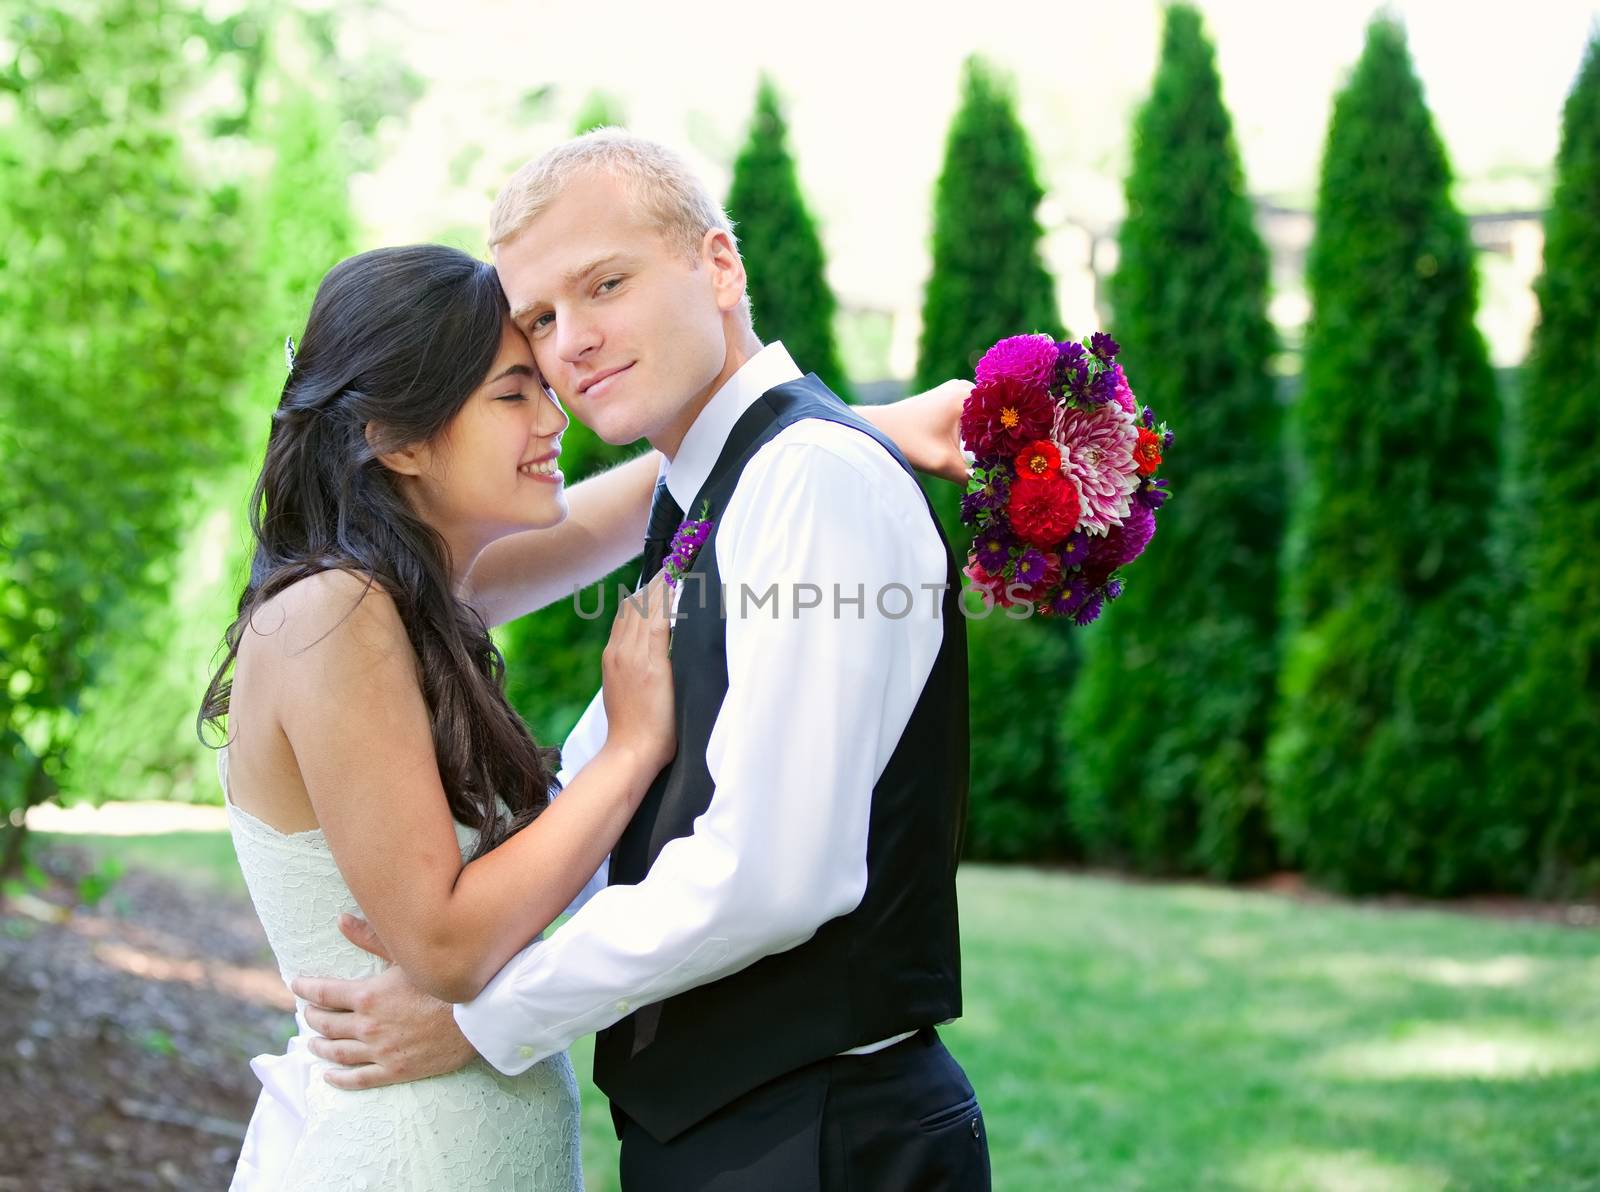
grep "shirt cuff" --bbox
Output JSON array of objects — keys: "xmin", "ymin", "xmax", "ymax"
[{"xmin": 452, "ymin": 937, "xmax": 552, "ymax": 1075}]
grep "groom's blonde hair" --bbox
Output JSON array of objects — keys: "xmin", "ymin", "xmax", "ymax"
[{"xmin": 491, "ymin": 132, "xmax": 752, "ymax": 321}]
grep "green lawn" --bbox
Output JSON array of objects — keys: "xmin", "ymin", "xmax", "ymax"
[{"xmin": 40, "ymin": 832, "xmax": 1600, "ymax": 1190}]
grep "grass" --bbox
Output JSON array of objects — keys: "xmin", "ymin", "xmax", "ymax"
[{"xmin": 36, "ymin": 831, "xmax": 1600, "ymax": 1190}]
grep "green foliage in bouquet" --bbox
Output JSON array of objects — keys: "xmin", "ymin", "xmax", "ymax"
[
  {"xmin": 1067, "ymin": 5, "xmax": 1284, "ymax": 879},
  {"xmin": 1268, "ymin": 18, "xmax": 1504, "ymax": 895},
  {"xmin": 917, "ymin": 57, "xmax": 1070, "ymax": 859},
  {"xmin": 0, "ymin": 0, "xmax": 252, "ymax": 872},
  {"xmin": 1490, "ymin": 35, "xmax": 1600, "ymax": 897},
  {"xmin": 726, "ymin": 77, "xmax": 849, "ymax": 399}
]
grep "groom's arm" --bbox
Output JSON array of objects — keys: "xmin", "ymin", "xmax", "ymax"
[{"xmin": 454, "ymin": 427, "xmax": 945, "ymax": 1074}]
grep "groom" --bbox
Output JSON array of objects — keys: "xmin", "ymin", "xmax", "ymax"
[{"xmin": 300, "ymin": 131, "xmax": 987, "ymax": 1189}]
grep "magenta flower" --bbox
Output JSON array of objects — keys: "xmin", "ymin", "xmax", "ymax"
[
  {"xmin": 1094, "ymin": 503, "xmax": 1156, "ymax": 569},
  {"xmin": 975, "ymin": 334, "xmax": 1060, "ymax": 390},
  {"xmin": 1110, "ymin": 364, "xmax": 1138, "ymax": 416}
]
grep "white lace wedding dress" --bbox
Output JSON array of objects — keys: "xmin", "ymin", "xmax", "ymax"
[{"xmin": 220, "ymin": 750, "xmax": 583, "ymax": 1191}]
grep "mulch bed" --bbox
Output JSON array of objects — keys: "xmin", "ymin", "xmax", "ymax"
[{"xmin": 0, "ymin": 845, "xmax": 289, "ymax": 1191}]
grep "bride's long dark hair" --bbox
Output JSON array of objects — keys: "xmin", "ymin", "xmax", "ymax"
[{"xmin": 199, "ymin": 245, "xmax": 558, "ymax": 857}]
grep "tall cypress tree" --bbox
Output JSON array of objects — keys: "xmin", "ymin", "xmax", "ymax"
[
  {"xmin": 1490, "ymin": 35, "xmax": 1600, "ymax": 895},
  {"xmin": 1268, "ymin": 18, "xmax": 1502, "ymax": 894},
  {"xmin": 726, "ymin": 77, "xmax": 848, "ymax": 396},
  {"xmin": 914, "ymin": 57, "xmax": 1061, "ymax": 390},
  {"xmin": 1066, "ymin": 4, "xmax": 1282, "ymax": 878},
  {"xmin": 916, "ymin": 57, "xmax": 1069, "ymax": 860}
]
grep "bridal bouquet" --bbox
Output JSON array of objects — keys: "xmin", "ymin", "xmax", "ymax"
[{"xmin": 958, "ymin": 332, "xmax": 1172, "ymax": 624}]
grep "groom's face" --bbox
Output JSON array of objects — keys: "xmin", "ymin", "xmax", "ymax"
[{"xmin": 497, "ymin": 168, "xmax": 737, "ymax": 450}]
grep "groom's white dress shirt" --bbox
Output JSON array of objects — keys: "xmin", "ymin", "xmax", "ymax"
[{"xmin": 455, "ymin": 343, "xmax": 948, "ymax": 1073}]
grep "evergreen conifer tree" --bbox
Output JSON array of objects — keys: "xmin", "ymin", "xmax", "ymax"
[
  {"xmin": 1268, "ymin": 18, "xmax": 1502, "ymax": 894},
  {"xmin": 726, "ymin": 77, "xmax": 848, "ymax": 396},
  {"xmin": 1490, "ymin": 35, "xmax": 1600, "ymax": 895},
  {"xmin": 1066, "ymin": 5, "xmax": 1283, "ymax": 878}
]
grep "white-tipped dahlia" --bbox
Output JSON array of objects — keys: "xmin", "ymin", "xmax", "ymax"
[{"xmin": 1057, "ymin": 403, "xmax": 1140, "ymax": 535}]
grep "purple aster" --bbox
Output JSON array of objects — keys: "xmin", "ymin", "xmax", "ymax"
[
  {"xmin": 1057, "ymin": 528, "xmax": 1096, "ymax": 572},
  {"xmin": 1134, "ymin": 477, "xmax": 1171, "ymax": 510},
  {"xmin": 1083, "ymin": 367, "xmax": 1117, "ymax": 406},
  {"xmin": 1074, "ymin": 590, "xmax": 1106, "ymax": 626},
  {"xmin": 1142, "ymin": 405, "xmax": 1156, "ymax": 429},
  {"xmin": 973, "ymin": 527, "xmax": 1013, "ymax": 572},
  {"xmin": 959, "ymin": 468, "xmax": 1011, "ymax": 526},
  {"xmin": 1056, "ymin": 341, "xmax": 1091, "ymax": 397},
  {"xmin": 1163, "ymin": 428, "xmax": 1174, "ymax": 449},
  {"xmin": 1088, "ymin": 332, "xmax": 1120, "ymax": 363},
  {"xmin": 976, "ymin": 334, "xmax": 1061, "ymax": 390},
  {"xmin": 1048, "ymin": 572, "xmax": 1092, "ymax": 617},
  {"xmin": 1104, "ymin": 578, "xmax": 1124, "ymax": 601},
  {"xmin": 1014, "ymin": 547, "xmax": 1049, "ymax": 587}
]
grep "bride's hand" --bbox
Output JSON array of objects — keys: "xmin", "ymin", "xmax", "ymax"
[
  {"xmin": 867, "ymin": 379, "xmax": 973, "ymax": 485},
  {"xmin": 601, "ymin": 571, "xmax": 676, "ymax": 775}
]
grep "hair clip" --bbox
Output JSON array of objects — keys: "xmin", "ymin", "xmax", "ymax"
[{"xmin": 284, "ymin": 335, "xmax": 298, "ymax": 373}]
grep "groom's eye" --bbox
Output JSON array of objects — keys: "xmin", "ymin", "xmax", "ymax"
[
  {"xmin": 530, "ymin": 312, "xmax": 554, "ymax": 332},
  {"xmin": 596, "ymin": 276, "xmax": 623, "ymax": 295}
]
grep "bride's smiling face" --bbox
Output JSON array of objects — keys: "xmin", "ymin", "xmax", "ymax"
[{"xmin": 379, "ymin": 321, "xmax": 569, "ymax": 558}]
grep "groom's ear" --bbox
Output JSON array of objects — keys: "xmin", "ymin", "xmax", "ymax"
[
  {"xmin": 700, "ymin": 227, "xmax": 748, "ymax": 318},
  {"xmin": 365, "ymin": 420, "xmax": 430, "ymax": 477}
]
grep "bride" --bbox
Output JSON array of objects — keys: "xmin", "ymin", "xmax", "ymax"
[{"xmin": 200, "ymin": 243, "xmax": 968, "ymax": 1190}]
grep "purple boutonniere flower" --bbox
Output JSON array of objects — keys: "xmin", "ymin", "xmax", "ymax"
[{"xmin": 663, "ymin": 501, "xmax": 714, "ymax": 590}]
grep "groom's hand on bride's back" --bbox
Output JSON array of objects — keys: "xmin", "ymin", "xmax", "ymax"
[{"xmin": 290, "ymin": 913, "xmax": 479, "ymax": 1090}]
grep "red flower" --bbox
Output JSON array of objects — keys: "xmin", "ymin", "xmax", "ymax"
[
  {"xmin": 1007, "ymin": 476, "xmax": 1081, "ymax": 547},
  {"xmin": 1133, "ymin": 426, "xmax": 1163, "ymax": 476},
  {"xmin": 960, "ymin": 376, "xmax": 1055, "ymax": 460},
  {"xmin": 1013, "ymin": 439, "xmax": 1063, "ymax": 483}
]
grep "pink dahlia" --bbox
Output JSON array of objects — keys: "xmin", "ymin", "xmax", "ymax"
[
  {"xmin": 1058, "ymin": 402, "xmax": 1140, "ymax": 535},
  {"xmin": 1110, "ymin": 364, "xmax": 1138, "ymax": 416},
  {"xmin": 963, "ymin": 557, "xmax": 1018, "ymax": 608},
  {"xmin": 975, "ymin": 334, "xmax": 1060, "ymax": 390}
]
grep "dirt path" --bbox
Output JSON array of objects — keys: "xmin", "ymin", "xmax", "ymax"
[{"xmin": 0, "ymin": 846, "xmax": 288, "ymax": 1190}]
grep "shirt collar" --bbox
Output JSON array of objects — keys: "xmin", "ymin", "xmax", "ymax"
[{"xmin": 662, "ymin": 341, "xmax": 803, "ymax": 511}]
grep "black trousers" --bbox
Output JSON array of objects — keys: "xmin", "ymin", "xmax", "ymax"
[{"xmin": 616, "ymin": 1028, "xmax": 991, "ymax": 1192}]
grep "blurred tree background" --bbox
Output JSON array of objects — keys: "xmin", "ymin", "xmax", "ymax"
[
  {"xmin": 1489, "ymin": 32, "xmax": 1600, "ymax": 898},
  {"xmin": 0, "ymin": 1, "xmax": 1593, "ymax": 900},
  {"xmin": 1065, "ymin": 5, "xmax": 1283, "ymax": 881},
  {"xmin": 726, "ymin": 76, "xmax": 850, "ymax": 399},
  {"xmin": 1267, "ymin": 17, "xmax": 1505, "ymax": 896}
]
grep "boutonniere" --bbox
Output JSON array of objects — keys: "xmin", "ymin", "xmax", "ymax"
[{"xmin": 663, "ymin": 501, "xmax": 714, "ymax": 590}]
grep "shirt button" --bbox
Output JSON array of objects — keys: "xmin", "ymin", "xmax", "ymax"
[
  {"xmin": 518, "ymin": 1045, "xmax": 534, "ymax": 1059},
  {"xmin": 614, "ymin": 999, "xmax": 630, "ymax": 1014},
  {"xmin": 970, "ymin": 1115, "xmax": 981, "ymax": 1138}
]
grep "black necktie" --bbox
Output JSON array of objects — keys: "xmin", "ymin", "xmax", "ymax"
[{"xmin": 639, "ymin": 478, "xmax": 684, "ymax": 587}]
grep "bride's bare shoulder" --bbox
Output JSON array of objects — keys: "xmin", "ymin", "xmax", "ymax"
[{"xmin": 239, "ymin": 569, "xmax": 407, "ymax": 662}]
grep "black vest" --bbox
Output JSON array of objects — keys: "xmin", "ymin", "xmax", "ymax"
[{"xmin": 592, "ymin": 376, "xmax": 970, "ymax": 1142}]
